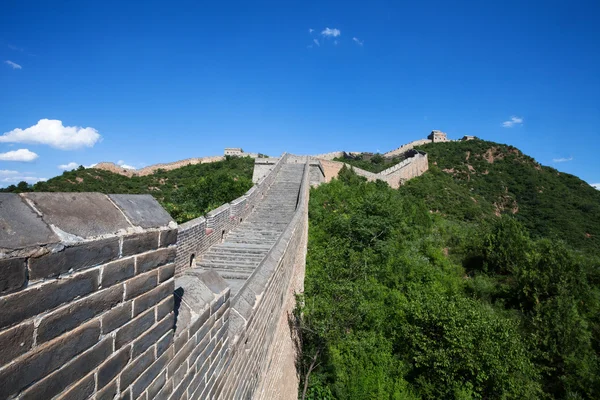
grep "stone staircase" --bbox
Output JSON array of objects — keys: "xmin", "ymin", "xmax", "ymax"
[{"xmin": 196, "ymin": 163, "xmax": 305, "ymax": 295}]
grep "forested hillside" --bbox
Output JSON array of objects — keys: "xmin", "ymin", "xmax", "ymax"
[
  {"xmin": 0, "ymin": 157, "xmax": 254, "ymax": 224},
  {"xmin": 298, "ymin": 142, "xmax": 600, "ymax": 399}
]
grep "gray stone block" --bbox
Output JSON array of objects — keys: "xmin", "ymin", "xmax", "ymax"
[
  {"xmin": 101, "ymin": 258, "xmax": 135, "ymax": 287},
  {"xmin": 119, "ymin": 346, "xmax": 155, "ymax": 392},
  {"xmin": 96, "ymin": 379, "xmax": 117, "ymax": 400},
  {"xmin": 132, "ymin": 347, "xmax": 173, "ymax": 398},
  {"xmin": 0, "ymin": 193, "xmax": 58, "ymax": 250},
  {"xmin": 101, "ymin": 301, "xmax": 132, "ymax": 334},
  {"xmin": 54, "ymin": 373, "xmax": 95, "ymax": 400},
  {"xmin": 0, "ymin": 321, "xmax": 34, "ymax": 366},
  {"xmin": 23, "ymin": 193, "xmax": 131, "ymax": 238},
  {"xmin": 29, "ymin": 237, "xmax": 120, "ymax": 280},
  {"xmin": 125, "ymin": 271, "xmax": 158, "ymax": 301},
  {"xmin": 0, "ymin": 320, "xmax": 100, "ymax": 399},
  {"xmin": 109, "ymin": 194, "xmax": 174, "ymax": 229},
  {"xmin": 159, "ymin": 229, "xmax": 178, "ymax": 248},
  {"xmin": 0, "ymin": 269, "xmax": 99, "ymax": 330},
  {"xmin": 133, "ymin": 281, "xmax": 173, "ymax": 316},
  {"xmin": 132, "ymin": 313, "xmax": 174, "ymax": 358},
  {"xmin": 0, "ymin": 257, "xmax": 27, "ymax": 294},
  {"xmin": 37, "ymin": 283, "xmax": 124, "ymax": 343},
  {"xmin": 115, "ymin": 308, "xmax": 155, "ymax": 350},
  {"xmin": 98, "ymin": 345, "xmax": 131, "ymax": 389},
  {"xmin": 122, "ymin": 231, "xmax": 159, "ymax": 257}
]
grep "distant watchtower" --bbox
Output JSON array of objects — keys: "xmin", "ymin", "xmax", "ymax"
[
  {"xmin": 427, "ymin": 130, "xmax": 449, "ymax": 143},
  {"xmin": 224, "ymin": 148, "xmax": 244, "ymax": 156}
]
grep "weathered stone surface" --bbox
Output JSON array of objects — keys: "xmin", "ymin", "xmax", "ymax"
[
  {"xmin": 28, "ymin": 237, "xmax": 119, "ymax": 280},
  {"xmin": 120, "ymin": 346, "xmax": 155, "ymax": 391},
  {"xmin": 101, "ymin": 257, "xmax": 135, "ymax": 287},
  {"xmin": 20, "ymin": 338, "xmax": 112, "ymax": 400},
  {"xmin": 157, "ymin": 330, "xmax": 174, "ymax": 356},
  {"xmin": 0, "ymin": 321, "xmax": 34, "ymax": 365},
  {"xmin": 122, "ymin": 231, "xmax": 159, "ymax": 257},
  {"xmin": 132, "ymin": 313, "xmax": 174, "ymax": 358},
  {"xmin": 23, "ymin": 192, "xmax": 131, "ymax": 238},
  {"xmin": 55, "ymin": 373, "xmax": 96, "ymax": 400},
  {"xmin": 96, "ymin": 378, "xmax": 118, "ymax": 400},
  {"xmin": 101, "ymin": 301, "xmax": 132, "ymax": 334},
  {"xmin": 0, "ymin": 320, "xmax": 100, "ymax": 399},
  {"xmin": 0, "ymin": 193, "xmax": 58, "ymax": 249},
  {"xmin": 37, "ymin": 283, "xmax": 124, "ymax": 343},
  {"xmin": 0, "ymin": 257, "xmax": 27, "ymax": 294},
  {"xmin": 133, "ymin": 281, "xmax": 174, "ymax": 317},
  {"xmin": 98, "ymin": 345, "xmax": 131, "ymax": 389},
  {"xmin": 125, "ymin": 270, "xmax": 158, "ymax": 300},
  {"xmin": 0, "ymin": 269, "xmax": 99, "ymax": 330},
  {"xmin": 136, "ymin": 247, "xmax": 176, "ymax": 274},
  {"xmin": 115, "ymin": 308, "xmax": 155, "ymax": 350},
  {"xmin": 158, "ymin": 263, "xmax": 175, "ymax": 283},
  {"xmin": 131, "ymin": 347, "xmax": 173, "ymax": 398},
  {"xmin": 157, "ymin": 294, "xmax": 175, "ymax": 321},
  {"xmin": 159, "ymin": 229, "xmax": 178, "ymax": 247},
  {"xmin": 147, "ymin": 371, "xmax": 167, "ymax": 399},
  {"xmin": 109, "ymin": 194, "xmax": 174, "ymax": 229}
]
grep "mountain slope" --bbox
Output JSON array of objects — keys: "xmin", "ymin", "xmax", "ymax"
[{"xmin": 400, "ymin": 139, "xmax": 600, "ymax": 255}]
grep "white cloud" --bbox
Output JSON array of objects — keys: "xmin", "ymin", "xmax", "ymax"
[
  {"xmin": 0, "ymin": 149, "xmax": 39, "ymax": 162},
  {"xmin": 0, "ymin": 170, "xmax": 19, "ymax": 176},
  {"xmin": 2, "ymin": 176, "xmax": 46, "ymax": 184},
  {"xmin": 313, "ymin": 39, "xmax": 320, "ymax": 47},
  {"xmin": 552, "ymin": 157, "xmax": 573, "ymax": 163},
  {"xmin": 591, "ymin": 183, "xmax": 600, "ymax": 190},
  {"xmin": 58, "ymin": 162, "xmax": 80, "ymax": 170},
  {"xmin": 0, "ymin": 119, "xmax": 101, "ymax": 150},
  {"xmin": 502, "ymin": 116, "xmax": 524, "ymax": 128},
  {"xmin": 321, "ymin": 28, "xmax": 341, "ymax": 37},
  {"xmin": 353, "ymin": 37, "xmax": 364, "ymax": 46},
  {"xmin": 5, "ymin": 60, "xmax": 22, "ymax": 70},
  {"xmin": 117, "ymin": 160, "xmax": 136, "ymax": 170},
  {"xmin": 309, "ymin": 28, "xmax": 314, "ymax": 34}
]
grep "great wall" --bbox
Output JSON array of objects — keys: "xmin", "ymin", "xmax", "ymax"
[{"xmin": 0, "ymin": 131, "xmax": 462, "ymax": 399}]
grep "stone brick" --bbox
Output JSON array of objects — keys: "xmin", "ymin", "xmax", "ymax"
[
  {"xmin": 55, "ymin": 373, "xmax": 95, "ymax": 400},
  {"xmin": 109, "ymin": 194, "xmax": 173, "ymax": 229},
  {"xmin": 174, "ymin": 329, "xmax": 189, "ymax": 354},
  {"xmin": 125, "ymin": 270, "xmax": 158, "ymax": 300},
  {"xmin": 0, "ymin": 320, "xmax": 100, "ymax": 399},
  {"xmin": 0, "ymin": 193, "xmax": 59, "ymax": 249},
  {"xmin": 37, "ymin": 283, "xmax": 124, "ymax": 343},
  {"xmin": 148, "ymin": 371, "xmax": 167, "ymax": 400},
  {"xmin": 136, "ymin": 247, "xmax": 176, "ymax": 274},
  {"xmin": 158, "ymin": 263, "xmax": 175, "ymax": 283},
  {"xmin": 187, "ymin": 365, "xmax": 206, "ymax": 399},
  {"xmin": 28, "ymin": 237, "xmax": 119, "ymax": 280},
  {"xmin": 21, "ymin": 338, "xmax": 112, "ymax": 400},
  {"xmin": 157, "ymin": 330, "xmax": 174, "ymax": 356},
  {"xmin": 168, "ymin": 337, "xmax": 195, "ymax": 377},
  {"xmin": 120, "ymin": 346, "xmax": 155, "ymax": 392},
  {"xmin": 171, "ymin": 369, "xmax": 194, "ymax": 400},
  {"xmin": 0, "ymin": 269, "xmax": 99, "ymax": 330},
  {"xmin": 96, "ymin": 379, "xmax": 118, "ymax": 400},
  {"xmin": 0, "ymin": 321, "xmax": 33, "ymax": 365},
  {"xmin": 157, "ymin": 295, "xmax": 174, "ymax": 321},
  {"xmin": 132, "ymin": 347, "xmax": 173, "ymax": 398},
  {"xmin": 155, "ymin": 379, "xmax": 173, "ymax": 399},
  {"xmin": 102, "ymin": 301, "xmax": 132, "ymax": 334},
  {"xmin": 122, "ymin": 231, "xmax": 159, "ymax": 257},
  {"xmin": 0, "ymin": 257, "xmax": 26, "ymax": 295},
  {"xmin": 133, "ymin": 281, "xmax": 173, "ymax": 317},
  {"xmin": 101, "ymin": 257, "xmax": 135, "ymax": 287},
  {"xmin": 159, "ymin": 229, "xmax": 178, "ymax": 248},
  {"xmin": 132, "ymin": 313, "xmax": 174, "ymax": 358},
  {"xmin": 98, "ymin": 344, "xmax": 131, "ymax": 389},
  {"xmin": 189, "ymin": 306, "xmax": 210, "ymax": 337},
  {"xmin": 115, "ymin": 308, "xmax": 155, "ymax": 350}
]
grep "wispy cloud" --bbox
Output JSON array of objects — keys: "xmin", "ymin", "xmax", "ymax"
[
  {"xmin": 352, "ymin": 37, "xmax": 364, "ymax": 46},
  {"xmin": 0, "ymin": 149, "xmax": 39, "ymax": 162},
  {"xmin": 502, "ymin": 116, "xmax": 523, "ymax": 128},
  {"xmin": 1, "ymin": 174, "xmax": 47, "ymax": 184},
  {"xmin": 0, "ymin": 119, "xmax": 101, "ymax": 150},
  {"xmin": 552, "ymin": 157, "xmax": 573, "ymax": 163},
  {"xmin": 117, "ymin": 160, "xmax": 136, "ymax": 170},
  {"xmin": 4, "ymin": 60, "xmax": 22, "ymax": 70},
  {"xmin": 309, "ymin": 28, "xmax": 314, "ymax": 34},
  {"xmin": 591, "ymin": 183, "xmax": 600, "ymax": 190},
  {"xmin": 8, "ymin": 44, "xmax": 24, "ymax": 52},
  {"xmin": 321, "ymin": 28, "xmax": 341, "ymax": 37},
  {"xmin": 313, "ymin": 39, "xmax": 320, "ymax": 47},
  {"xmin": 58, "ymin": 162, "xmax": 81, "ymax": 170}
]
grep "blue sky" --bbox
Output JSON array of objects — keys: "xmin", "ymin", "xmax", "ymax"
[{"xmin": 1, "ymin": 0, "xmax": 599, "ymax": 188}]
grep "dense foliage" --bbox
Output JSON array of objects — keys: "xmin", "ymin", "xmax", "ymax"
[
  {"xmin": 333, "ymin": 153, "xmax": 406, "ymax": 173},
  {"xmin": 0, "ymin": 157, "xmax": 254, "ymax": 223},
  {"xmin": 297, "ymin": 164, "xmax": 600, "ymax": 399},
  {"xmin": 409, "ymin": 140, "xmax": 600, "ymax": 255}
]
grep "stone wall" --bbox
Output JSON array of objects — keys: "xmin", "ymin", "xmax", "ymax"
[
  {"xmin": 0, "ymin": 193, "xmax": 178, "ymax": 399},
  {"xmin": 384, "ymin": 138, "xmax": 431, "ymax": 157},
  {"xmin": 94, "ymin": 155, "xmax": 226, "ymax": 177},
  {"xmin": 175, "ymin": 154, "xmax": 288, "ymax": 276}
]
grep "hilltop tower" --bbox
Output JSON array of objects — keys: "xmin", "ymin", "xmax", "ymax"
[{"xmin": 427, "ymin": 130, "xmax": 449, "ymax": 143}]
